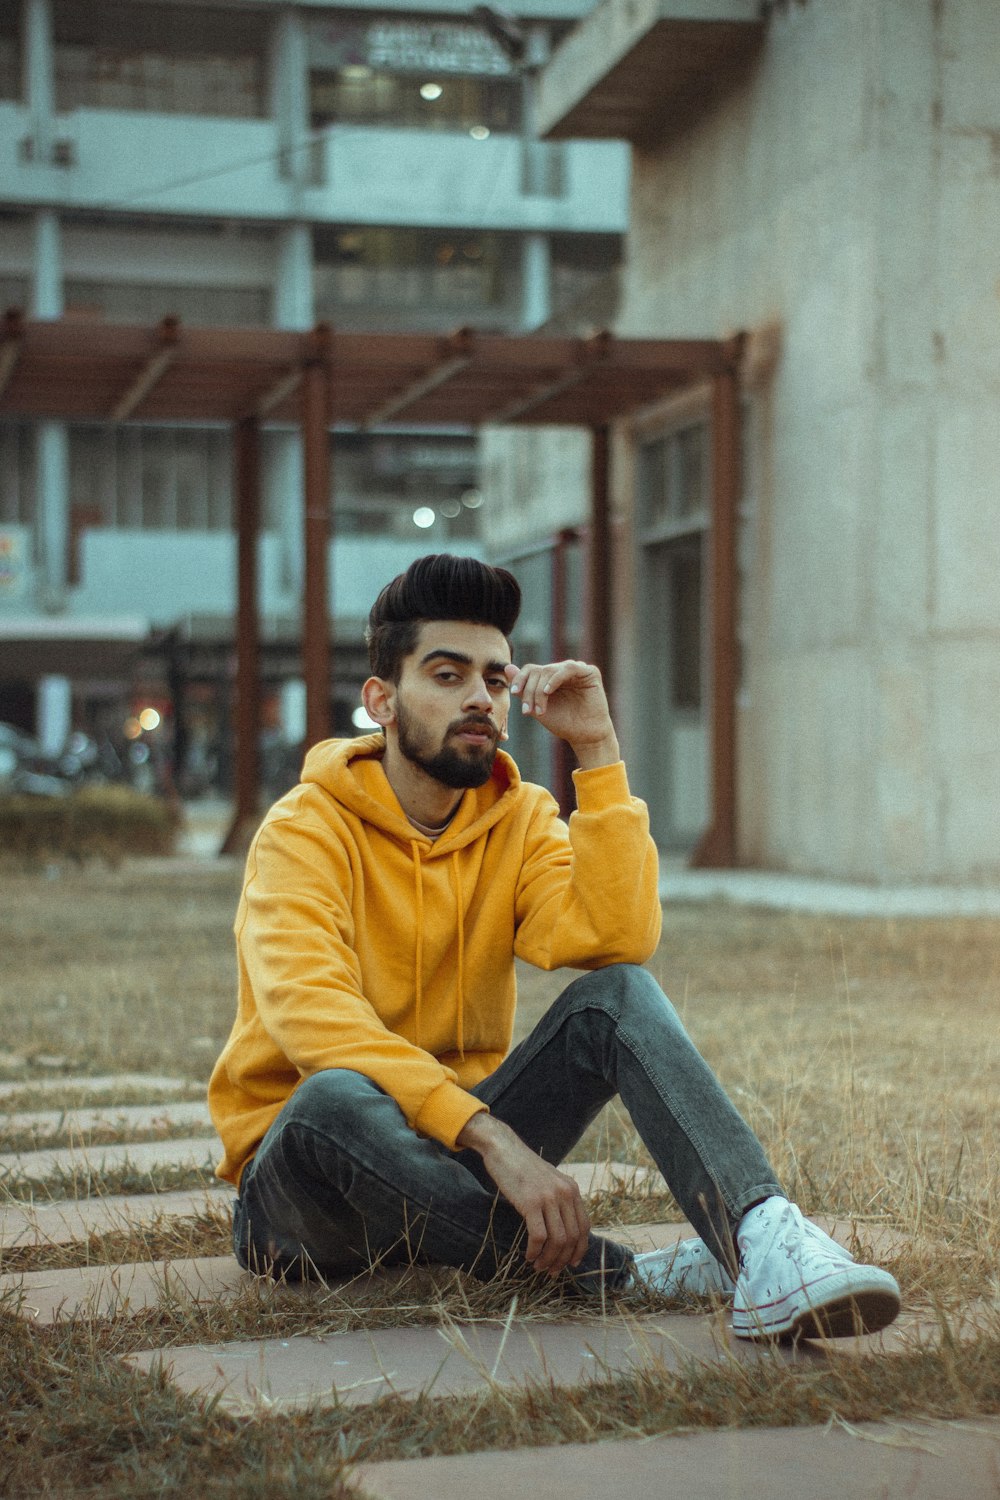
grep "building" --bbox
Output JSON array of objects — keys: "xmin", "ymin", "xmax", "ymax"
[
  {"xmin": 482, "ymin": 0, "xmax": 1000, "ymax": 883},
  {"xmin": 0, "ymin": 0, "xmax": 628, "ymax": 793}
]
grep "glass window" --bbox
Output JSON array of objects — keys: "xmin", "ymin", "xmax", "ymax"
[
  {"xmin": 314, "ymin": 227, "xmax": 514, "ymax": 328},
  {"xmin": 67, "ymin": 425, "xmax": 232, "ymax": 533},
  {"xmin": 52, "ymin": 1, "xmax": 267, "ymax": 118},
  {"xmin": 638, "ymin": 422, "xmax": 708, "ymax": 533},
  {"xmin": 311, "ymin": 67, "xmax": 519, "ymax": 134},
  {"xmin": 0, "ymin": 28, "xmax": 18, "ymax": 100},
  {"xmin": 63, "ymin": 281, "xmax": 269, "ymax": 328}
]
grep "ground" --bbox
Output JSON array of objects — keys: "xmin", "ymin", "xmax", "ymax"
[{"xmin": 1, "ymin": 857, "xmax": 998, "ymax": 1496}]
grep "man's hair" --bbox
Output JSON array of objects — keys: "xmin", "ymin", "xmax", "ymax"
[{"xmin": 366, "ymin": 553, "xmax": 521, "ymax": 681}]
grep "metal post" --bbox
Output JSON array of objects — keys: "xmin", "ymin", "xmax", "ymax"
[
  {"xmin": 692, "ymin": 353, "xmax": 741, "ymax": 868},
  {"xmin": 551, "ymin": 527, "xmax": 575, "ymax": 815},
  {"xmin": 301, "ymin": 338, "xmax": 331, "ymax": 748},
  {"xmin": 221, "ymin": 417, "xmax": 262, "ymax": 854},
  {"xmin": 588, "ymin": 425, "xmax": 612, "ymax": 698}
]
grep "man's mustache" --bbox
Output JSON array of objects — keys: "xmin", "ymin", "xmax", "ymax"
[{"xmin": 450, "ymin": 716, "xmax": 498, "ymax": 740}]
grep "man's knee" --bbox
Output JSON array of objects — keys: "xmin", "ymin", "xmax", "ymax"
[
  {"xmin": 285, "ymin": 1068, "xmax": 397, "ymax": 1135},
  {"xmin": 567, "ymin": 964, "xmax": 687, "ymax": 1033}
]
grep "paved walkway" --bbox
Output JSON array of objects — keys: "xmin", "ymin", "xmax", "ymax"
[{"xmin": 4, "ymin": 1069, "xmax": 997, "ymax": 1499}]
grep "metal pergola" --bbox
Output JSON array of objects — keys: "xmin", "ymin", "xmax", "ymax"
[{"xmin": 0, "ymin": 311, "xmax": 742, "ymax": 864}]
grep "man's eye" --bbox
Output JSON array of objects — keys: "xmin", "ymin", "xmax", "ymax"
[
  {"xmin": 488, "ymin": 678, "xmax": 509, "ymax": 691},
  {"xmin": 435, "ymin": 671, "xmax": 459, "ymax": 683}
]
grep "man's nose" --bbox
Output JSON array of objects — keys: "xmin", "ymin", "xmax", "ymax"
[{"xmin": 463, "ymin": 677, "xmax": 493, "ymax": 712}]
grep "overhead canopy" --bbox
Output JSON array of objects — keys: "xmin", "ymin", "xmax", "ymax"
[
  {"xmin": 0, "ymin": 615, "xmax": 151, "ymax": 678},
  {"xmin": 0, "ymin": 311, "xmax": 742, "ymax": 866},
  {"xmin": 0, "ymin": 312, "xmax": 727, "ymax": 430},
  {"xmin": 536, "ymin": 0, "xmax": 765, "ymax": 147}
]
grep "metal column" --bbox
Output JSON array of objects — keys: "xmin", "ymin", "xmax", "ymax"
[
  {"xmin": 221, "ymin": 416, "xmax": 262, "ymax": 854},
  {"xmin": 588, "ymin": 425, "xmax": 612, "ymax": 697},
  {"xmin": 300, "ymin": 333, "xmax": 331, "ymax": 748}
]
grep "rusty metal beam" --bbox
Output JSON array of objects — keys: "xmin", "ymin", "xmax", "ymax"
[
  {"xmin": 691, "ymin": 341, "xmax": 743, "ymax": 869},
  {"xmin": 0, "ymin": 309, "xmax": 23, "ymax": 397},
  {"xmin": 252, "ymin": 366, "xmax": 302, "ymax": 421},
  {"xmin": 110, "ymin": 316, "xmax": 180, "ymax": 423},
  {"xmin": 551, "ymin": 527, "xmax": 578, "ymax": 816},
  {"xmin": 360, "ymin": 329, "xmax": 475, "ymax": 429},
  {"xmin": 488, "ymin": 331, "xmax": 612, "ymax": 425},
  {"xmin": 301, "ymin": 329, "xmax": 332, "ymax": 749},
  {"xmin": 588, "ymin": 424, "xmax": 612, "ymax": 697},
  {"xmin": 221, "ymin": 416, "xmax": 262, "ymax": 856}
]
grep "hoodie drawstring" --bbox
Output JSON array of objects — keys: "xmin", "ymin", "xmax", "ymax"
[
  {"xmin": 409, "ymin": 840, "xmax": 467, "ymax": 1061},
  {"xmin": 410, "ymin": 841, "xmax": 424, "ymax": 1048},
  {"xmin": 450, "ymin": 852, "xmax": 466, "ymax": 1060}
]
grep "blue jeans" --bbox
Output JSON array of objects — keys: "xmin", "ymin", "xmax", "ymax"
[{"xmin": 232, "ymin": 965, "xmax": 782, "ymax": 1291}]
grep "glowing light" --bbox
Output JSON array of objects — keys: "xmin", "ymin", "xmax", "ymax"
[
  {"xmin": 138, "ymin": 708, "xmax": 161, "ymax": 732},
  {"xmin": 439, "ymin": 498, "xmax": 462, "ymax": 518},
  {"xmin": 413, "ymin": 506, "xmax": 436, "ymax": 529},
  {"xmin": 469, "ymin": 125, "xmax": 490, "ymax": 140},
  {"xmin": 123, "ymin": 717, "xmax": 142, "ymax": 740},
  {"xmin": 420, "ymin": 82, "xmax": 443, "ymax": 100},
  {"xmin": 352, "ymin": 705, "xmax": 380, "ymax": 730},
  {"xmin": 461, "ymin": 489, "xmax": 484, "ymax": 509}
]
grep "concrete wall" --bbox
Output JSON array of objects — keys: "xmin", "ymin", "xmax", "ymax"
[
  {"xmin": 485, "ymin": 0, "xmax": 1000, "ymax": 880},
  {"xmin": 612, "ymin": 0, "xmax": 1000, "ymax": 882}
]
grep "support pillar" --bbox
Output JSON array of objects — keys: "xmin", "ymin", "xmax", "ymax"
[
  {"xmin": 23, "ymin": 0, "xmax": 55, "ymax": 160},
  {"xmin": 221, "ymin": 417, "xmax": 263, "ymax": 855},
  {"xmin": 551, "ymin": 527, "xmax": 575, "ymax": 816},
  {"xmin": 588, "ymin": 425, "xmax": 611, "ymax": 698},
  {"xmin": 691, "ymin": 352, "xmax": 742, "ymax": 869},
  {"xmin": 301, "ymin": 341, "xmax": 331, "ymax": 749},
  {"xmin": 520, "ymin": 232, "xmax": 551, "ymax": 331}
]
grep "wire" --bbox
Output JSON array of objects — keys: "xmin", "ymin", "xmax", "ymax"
[{"xmin": 91, "ymin": 127, "xmax": 331, "ymax": 214}]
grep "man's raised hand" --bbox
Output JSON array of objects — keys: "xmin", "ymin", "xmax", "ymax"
[{"xmin": 504, "ymin": 659, "xmax": 620, "ymax": 770}]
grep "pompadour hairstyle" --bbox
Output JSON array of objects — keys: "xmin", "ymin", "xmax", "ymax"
[{"xmin": 366, "ymin": 553, "xmax": 521, "ymax": 681}]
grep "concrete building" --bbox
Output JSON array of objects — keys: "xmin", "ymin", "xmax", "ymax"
[
  {"xmin": 481, "ymin": 0, "xmax": 1000, "ymax": 883},
  {"xmin": 0, "ymin": 0, "xmax": 628, "ymax": 789}
]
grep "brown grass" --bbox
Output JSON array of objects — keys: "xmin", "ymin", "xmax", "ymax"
[{"xmin": 1, "ymin": 862, "xmax": 999, "ymax": 1496}]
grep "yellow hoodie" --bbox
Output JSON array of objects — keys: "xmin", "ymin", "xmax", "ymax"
[{"xmin": 209, "ymin": 733, "xmax": 662, "ymax": 1187}]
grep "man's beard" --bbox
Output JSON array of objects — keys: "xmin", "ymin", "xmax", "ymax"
[{"xmin": 396, "ymin": 700, "xmax": 498, "ymax": 789}]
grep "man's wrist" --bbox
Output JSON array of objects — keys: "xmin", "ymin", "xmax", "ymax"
[{"xmin": 571, "ymin": 733, "xmax": 621, "ymax": 771}]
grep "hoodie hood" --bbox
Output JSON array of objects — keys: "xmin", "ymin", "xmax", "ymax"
[{"xmin": 300, "ymin": 733, "xmax": 523, "ymax": 855}]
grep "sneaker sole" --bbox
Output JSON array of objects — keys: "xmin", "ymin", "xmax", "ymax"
[{"xmin": 732, "ymin": 1269, "xmax": 901, "ymax": 1341}]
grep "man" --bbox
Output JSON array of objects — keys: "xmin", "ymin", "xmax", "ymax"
[{"xmin": 209, "ymin": 553, "xmax": 900, "ymax": 1341}]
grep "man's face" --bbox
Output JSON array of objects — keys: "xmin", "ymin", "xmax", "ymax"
[{"xmin": 391, "ymin": 621, "xmax": 512, "ymax": 789}]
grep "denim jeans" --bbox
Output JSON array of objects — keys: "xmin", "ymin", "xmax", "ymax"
[{"xmin": 232, "ymin": 964, "xmax": 783, "ymax": 1291}]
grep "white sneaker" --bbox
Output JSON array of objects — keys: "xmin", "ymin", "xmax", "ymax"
[
  {"xmin": 732, "ymin": 1197, "xmax": 901, "ymax": 1341},
  {"xmin": 629, "ymin": 1237, "xmax": 735, "ymax": 1300}
]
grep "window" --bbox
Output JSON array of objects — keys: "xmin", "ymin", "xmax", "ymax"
[
  {"xmin": 52, "ymin": 1, "xmax": 267, "ymax": 118},
  {"xmin": 68, "ymin": 426, "xmax": 232, "ymax": 531},
  {"xmin": 63, "ymin": 281, "xmax": 269, "ymax": 328},
  {"xmin": 314, "ymin": 227, "xmax": 515, "ymax": 328},
  {"xmin": 638, "ymin": 422, "xmax": 708, "ymax": 536}
]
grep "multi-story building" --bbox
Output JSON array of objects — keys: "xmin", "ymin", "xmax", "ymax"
[
  {"xmin": 482, "ymin": 0, "xmax": 1000, "ymax": 884},
  {"xmin": 0, "ymin": 0, "xmax": 628, "ymax": 791}
]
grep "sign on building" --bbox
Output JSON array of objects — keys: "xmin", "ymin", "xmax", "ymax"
[{"xmin": 310, "ymin": 18, "xmax": 513, "ymax": 76}]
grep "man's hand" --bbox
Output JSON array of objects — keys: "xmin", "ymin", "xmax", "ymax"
[
  {"xmin": 457, "ymin": 1112, "xmax": 591, "ymax": 1277},
  {"xmin": 504, "ymin": 660, "xmax": 620, "ymax": 770}
]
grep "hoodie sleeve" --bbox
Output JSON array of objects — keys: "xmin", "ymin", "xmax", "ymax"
[
  {"xmin": 234, "ymin": 809, "xmax": 486, "ymax": 1151},
  {"xmin": 512, "ymin": 760, "xmax": 661, "ymax": 970}
]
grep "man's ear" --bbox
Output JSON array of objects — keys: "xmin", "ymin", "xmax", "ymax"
[{"xmin": 362, "ymin": 676, "xmax": 396, "ymax": 727}]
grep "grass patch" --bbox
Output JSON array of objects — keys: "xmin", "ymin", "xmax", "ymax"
[
  {"xmin": 0, "ymin": 1160, "xmax": 219, "ymax": 1203},
  {"xmin": 0, "ymin": 786, "xmax": 179, "ymax": 868},
  {"xmin": 1, "ymin": 865, "xmax": 999, "ymax": 1491},
  {"xmin": 2, "ymin": 1304, "xmax": 999, "ymax": 1498}
]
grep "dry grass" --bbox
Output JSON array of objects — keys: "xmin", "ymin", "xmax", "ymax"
[{"xmin": 1, "ymin": 861, "xmax": 999, "ymax": 1496}]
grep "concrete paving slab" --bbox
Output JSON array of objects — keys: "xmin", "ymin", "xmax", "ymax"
[
  {"xmin": 562, "ymin": 1161, "xmax": 658, "ymax": 1195},
  {"xmin": 0, "ymin": 1073, "xmax": 194, "ymax": 1101},
  {"xmin": 3, "ymin": 1254, "xmax": 250, "ymax": 1321},
  {"xmin": 126, "ymin": 1307, "xmax": 833, "ymax": 1412},
  {"xmin": 0, "ymin": 1099, "xmax": 212, "ymax": 1138},
  {"xmin": 0, "ymin": 1185, "xmax": 233, "ymax": 1250},
  {"xmin": 354, "ymin": 1418, "xmax": 1000, "ymax": 1500},
  {"xmin": 0, "ymin": 1134, "xmax": 219, "ymax": 1182},
  {"xmin": 659, "ymin": 863, "xmax": 1000, "ymax": 918}
]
